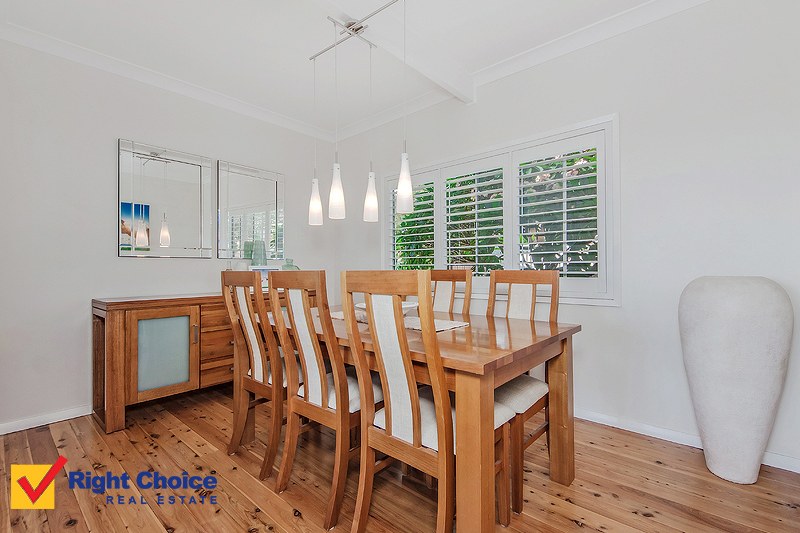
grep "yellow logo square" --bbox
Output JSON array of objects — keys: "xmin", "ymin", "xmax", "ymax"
[{"xmin": 10, "ymin": 464, "xmax": 57, "ymax": 510}]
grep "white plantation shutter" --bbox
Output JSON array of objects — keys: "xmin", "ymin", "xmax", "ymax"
[
  {"xmin": 518, "ymin": 148, "xmax": 599, "ymax": 277},
  {"xmin": 445, "ymin": 166, "xmax": 504, "ymax": 275},
  {"xmin": 392, "ymin": 181, "xmax": 435, "ymax": 270}
]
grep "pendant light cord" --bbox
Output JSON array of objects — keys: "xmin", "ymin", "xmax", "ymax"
[
  {"xmin": 333, "ymin": 21, "xmax": 339, "ymax": 163},
  {"xmin": 313, "ymin": 58, "xmax": 317, "ymax": 179},
  {"xmin": 369, "ymin": 45, "xmax": 373, "ymax": 171},
  {"xmin": 162, "ymin": 153, "xmax": 167, "ymax": 221},
  {"xmin": 402, "ymin": 0, "xmax": 407, "ymax": 153}
]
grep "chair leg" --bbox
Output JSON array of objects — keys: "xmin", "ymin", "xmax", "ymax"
[
  {"xmin": 228, "ymin": 384, "xmax": 251, "ymax": 455},
  {"xmin": 351, "ymin": 444, "xmax": 376, "ymax": 533},
  {"xmin": 324, "ymin": 425, "xmax": 350, "ymax": 529},
  {"xmin": 436, "ymin": 460, "xmax": 455, "ymax": 533},
  {"xmin": 510, "ymin": 415, "xmax": 524, "ymax": 514},
  {"xmin": 496, "ymin": 424, "xmax": 511, "ymax": 527},
  {"xmin": 275, "ymin": 411, "xmax": 300, "ymax": 492},
  {"xmin": 544, "ymin": 403, "xmax": 551, "ymax": 454},
  {"xmin": 259, "ymin": 395, "xmax": 284, "ymax": 480}
]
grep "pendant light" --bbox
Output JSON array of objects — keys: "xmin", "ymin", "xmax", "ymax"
[
  {"xmin": 308, "ymin": 58, "xmax": 324, "ymax": 225},
  {"xmin": 363, "ymin": 46, "xmax": 379, "ymax": 222},
  {"xmin": 395, "ymin": 0, "xmax": 413, "ymax": 214},
  {"xmin": 328, "ymin": 21, "xmax": 346, "ymax": 219},
  {"xmin": 135, "ymin": 217, "xmax": 149, "ymax": 248},
  {"xmin": 159, "ymin": 157, "xmax": 171, "ymax": 247}
]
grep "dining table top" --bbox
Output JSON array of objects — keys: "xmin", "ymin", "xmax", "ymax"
[{"xmin": 277, "ymin": 307, "xmax": 581, "ymax": 376}]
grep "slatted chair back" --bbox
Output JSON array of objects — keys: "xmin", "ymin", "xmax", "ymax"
[
  {"xmin": 221, "ymin": 271, "xmax": 280, "ymax": 384},
  {"xmin": 487, "ymin": 270, "xmax": 560, "ymax": 322},
  {"xmin": 431, "ymin": 269, "xmax": 473, "ymax": 315},
  {"xmin": 269, "ymin": 271, "xmax": 346, "ymax": 411},
  {"xmin": 342, "ymin": 270, "xmax": 452, "ymax": 455}
]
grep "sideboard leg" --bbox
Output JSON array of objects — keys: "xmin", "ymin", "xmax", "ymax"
[{"xmin": 104, "ymin": 310, "xmax": 127, "ymax": 433}]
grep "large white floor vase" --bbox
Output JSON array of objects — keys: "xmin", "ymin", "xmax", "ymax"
[{"xmin": 679, "ymin": 276, "xmax": 793, "ymax": 484}]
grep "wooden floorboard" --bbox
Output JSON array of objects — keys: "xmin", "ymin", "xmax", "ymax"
[{"xmin": 1, "ymin": 388, "xmax": 798, "ymax": 532}]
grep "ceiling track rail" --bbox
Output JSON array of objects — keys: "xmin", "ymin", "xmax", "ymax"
[{"xmin": 309, "ymin": 0, "xmax": 399, "ymax": 60}]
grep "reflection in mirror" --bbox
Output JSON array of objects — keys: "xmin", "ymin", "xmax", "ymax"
[
  {"xmin": 118, "ymin": 139, "xmax": 213, "ymax": 258},
  {"xmin": 217, "ymin": 161, "xmax": 284, "ymax": 262}
]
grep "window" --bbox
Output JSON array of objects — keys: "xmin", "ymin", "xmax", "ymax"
[
  {"xmin": 392, "ymin": 181, "xmax": 435, "ymax": 270},
  {"xmin": 384, "ymin": 117, "xmax": 618, "ymax": 305},
  {"xmin": 518, "ymin": 148, "xmax": 598, "ymax": 277},
  {"xmin": 445, "ymin": 167, "xmax": 504, "ymax": 274}
]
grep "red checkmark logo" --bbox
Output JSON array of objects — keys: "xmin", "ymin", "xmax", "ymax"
[{"xmin": 16, "ymin": 456, "xmax": 68, "ymax": 504}]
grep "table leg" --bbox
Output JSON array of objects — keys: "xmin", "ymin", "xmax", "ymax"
[
  {"xmin": 455, "ymin": 371, "xmax": 495, "ymax": 533},
  {"xmin": 546, "ymin": 336, "xmax": 575, "ymax": 485}
]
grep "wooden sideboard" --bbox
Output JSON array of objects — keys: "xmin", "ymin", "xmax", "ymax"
[{"xmin": 92, "ymin": 293, "xmax": 237, "ymax": 433}]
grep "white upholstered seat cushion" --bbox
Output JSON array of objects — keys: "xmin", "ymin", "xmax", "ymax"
[
  {"xmin": 373, "ymin": 387, "xmax": 515, "ymax": 452},
  {"xmin": 298, "ymin": 367, "xmax": 384, "ymax": 413},
  {"xmin": 494, "ymin": 374, "xmax": 549, "ymax": 414}
]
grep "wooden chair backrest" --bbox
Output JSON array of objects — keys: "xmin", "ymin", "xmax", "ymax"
[
  {"xmin": 487, "ymin": 270, "xmax": 560, "ymax": 322},
  {"xmin": 341, "ymin": 270, "xmax": 452, "ymax": 454},
  {"xmin": 269, "ymin": 271, "xmax": 346, "ymax": 410},
  {"xmin": 431, "ymin": 269, "xmax": 473, "ymax": 315},
  {"xmin": 221, "ymin": 271, "xmax": 280, "ymax": 385}
]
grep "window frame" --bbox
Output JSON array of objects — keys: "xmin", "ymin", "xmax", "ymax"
[{"xmin": 381, "ymin": 115, "xmax": 620, "ymax": 306}]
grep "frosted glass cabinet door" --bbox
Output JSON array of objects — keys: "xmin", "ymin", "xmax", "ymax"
[{"xmin": 126, "ymin": 306, "xmax": 200, "ymax": 403}]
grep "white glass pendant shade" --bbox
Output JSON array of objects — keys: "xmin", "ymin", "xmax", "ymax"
[
  {"xmin": 328, "ymin": 162, "xmax": 346, "ymax": 219},
  {"xmin": 135, "ymin": 220, "xmax": 149, "ymax": 248},
  {"xmin": 396, "ymin": 152, "xmax": 413, "ymax": 214},
  {"xmin": 309, "ymin": 178, "xmax": 323, "ymax": 226},
  {"xmin": 363, "ymin": 171, "xmax": 379, "ymax": 222},
  {"xmin": 159, "ymin": 213, "xmax": 171, "ymax": 247}
]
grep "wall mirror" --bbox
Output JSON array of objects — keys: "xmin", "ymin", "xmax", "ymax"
[
  {"xmin": 118, "ymin": 139, "xmax": 213, "ymax": 258},
  {"xmin": 217, "ymin": 161, "xmax": 284, "ymax": 262}
]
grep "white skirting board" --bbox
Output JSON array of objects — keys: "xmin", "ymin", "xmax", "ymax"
[
  {"xmin": 0, "ymin": 404, "xmax": 92, "ymax": 436},
  {"xmin": 576, "ymin": 408, "xmax": 800, "ymax": 475}
]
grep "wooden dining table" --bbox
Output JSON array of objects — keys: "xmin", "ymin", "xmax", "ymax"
[{"xmin": 260, "ymin": 308, "xmax": 581, "ymax": 533}]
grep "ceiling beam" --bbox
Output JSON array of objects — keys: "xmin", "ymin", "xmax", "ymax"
[{"xmin": 324, "ymin": 0, "xmax": 475, "ymax": 103}]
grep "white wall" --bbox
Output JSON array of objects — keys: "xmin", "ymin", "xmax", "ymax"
[
  {"xmin": 0, "ymin": 40, "xmax": 335, "ymax": 433},
  {"xmin": 336, "ymin": 0, "xmax": 800, "ymax": 471}
]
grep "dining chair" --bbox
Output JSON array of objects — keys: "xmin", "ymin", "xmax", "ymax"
[
  {"xmin": 487, "ymin": 269, "xmax": 559, "ymax": 514},
  {"xmin": 270, "ymin": 270, "xmax": 384, "ymax": 530},
  {"xmin": 431, "ymin": 269, "xmax": 473, "ymax": 315},
  {"xmin": 221, "ymin": 271, "xmax": 287, "ymax": 481},
  {"xmin": 342, "ymin": 270, "xmax": 515, "ymax": 532}
]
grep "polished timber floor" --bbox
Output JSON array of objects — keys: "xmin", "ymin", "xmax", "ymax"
[{"xmin": 2, "ymin": 387, "xmax": 798, "ymax": 532}]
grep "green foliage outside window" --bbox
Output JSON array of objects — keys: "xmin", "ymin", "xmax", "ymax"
[{"xmin": 393, "ymin": 185, "xmax": 435, "ymax": 270}]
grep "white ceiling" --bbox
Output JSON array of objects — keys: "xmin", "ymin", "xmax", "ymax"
[{"xmin": 0, "ymin": 0, "xmax": 708, "ymax": 140}]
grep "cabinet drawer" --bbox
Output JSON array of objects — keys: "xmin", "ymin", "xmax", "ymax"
[
  {"xmin": 201, "ymin": 329, "xmax": 234, "ymax": 360},
  {"xmin": 200, "ymin": 358, "xmax": 234, "ymax": 387},
  {"xmin": 201, "ymin": 303, "xmax": 231, "ymax": 330}
]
